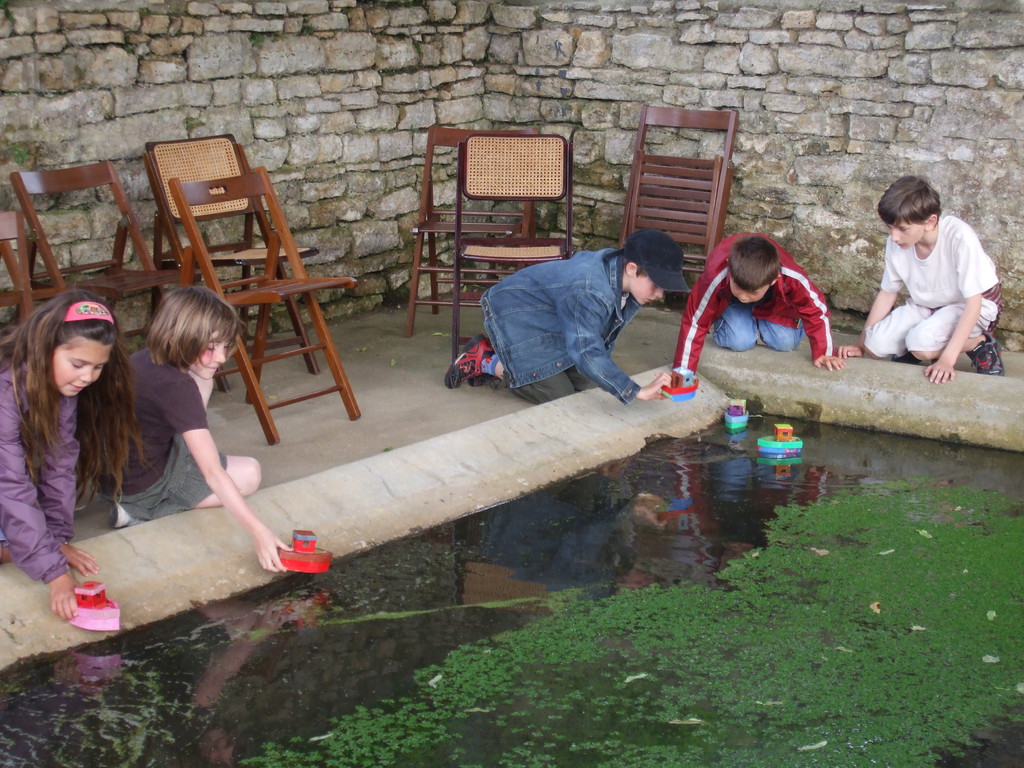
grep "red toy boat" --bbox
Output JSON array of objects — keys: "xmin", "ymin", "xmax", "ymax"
[{"xmin": 280, "ymin": 530, "xmax": 333, "ymax": 573}]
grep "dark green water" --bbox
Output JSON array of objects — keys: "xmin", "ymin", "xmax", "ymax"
[{"xmin": 0, "ymin": 419, "xmax": 1021, "ymax": 768}]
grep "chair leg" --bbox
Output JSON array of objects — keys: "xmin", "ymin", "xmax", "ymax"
[
  {"xmin": 305, "ymin": 291, "xmax": 360, "ymax": 421},
  {"xmin": 426, "ymin": 232, "xmax": 440, "ymax": 315},
  {"xmin": 283, "ymin": 293, "xmax": 320, "ymax": 374},
  {"xmin": 451, "ymin": 256, "xmax": 462, "ymax": 363},
  {"xmin": 404, "ymin": 230, "xmax": 426, "ymax": 337},
  {"xmin": 230, "ymin": 334, "xmax": 280, "ymax": 445}
]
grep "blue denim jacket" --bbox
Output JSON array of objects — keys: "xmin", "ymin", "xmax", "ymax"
[{"xmin": 481, "ymin": 248, "xmax": 643, "ymax": 404}]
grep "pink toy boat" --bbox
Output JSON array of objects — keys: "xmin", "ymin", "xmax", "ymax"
[{"xmin": 69, "ymin": 581, "xmax": 120, "ymax": 632}]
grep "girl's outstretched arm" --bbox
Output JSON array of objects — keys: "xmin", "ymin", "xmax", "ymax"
[{"xmin": 181, "ymin": 427, "xmax": 289, "ymax": 572}]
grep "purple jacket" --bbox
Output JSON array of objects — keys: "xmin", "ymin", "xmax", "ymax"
[{"xmin": 0, "ymin": 366, "xmax": 78, "ymax": 584}]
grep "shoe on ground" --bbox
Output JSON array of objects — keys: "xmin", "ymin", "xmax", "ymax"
[
  {"xmin": 110, "ymin": 502, "xmax": 139, "ymax": 529},
  {"xmin": 891, "ymin": 350, "xmax": 920, "ymax": 365},
  {"xmin": 967, "ymin": 332, "xmax": 1005, "ymax": 376},
  {"xmin": 444, "ymin": 333, "xmax": 494, "ymax": 389}
]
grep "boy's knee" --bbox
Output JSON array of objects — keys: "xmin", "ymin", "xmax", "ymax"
[{"xmin": 717, "ymin": 337, "xmax": 758, "ymax": 352}]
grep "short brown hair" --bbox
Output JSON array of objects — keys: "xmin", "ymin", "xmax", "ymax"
[
  {"xmin": 728, "ymin": 235, "xmax": 780, "ymax": 292},
  {"xmin": 147, "ymin": 287, "xmax": 242, "ymax": 369},
  {"xmin": 877, "ymin": 175, "xmax": 941, "ymax": 226}
]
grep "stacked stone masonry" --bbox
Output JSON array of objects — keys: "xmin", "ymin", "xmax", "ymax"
[{"xmin": 0, "ymin": 0, "xmax": 1021, "ymax": 348}]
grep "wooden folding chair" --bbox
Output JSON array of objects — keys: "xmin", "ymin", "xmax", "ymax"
[
  {"xmin": 10, "ymin": 161, "xmax": 180, "ymax": 335},
  {"xmin": 143, "ymin": 134, "xmax": 320, "ymax": 377},
  {"xmin": 169, "ymin": 166, "xmax": 360, "ymax": 445},
  {"xmin": 0, "ymin": 211, "xmax": 34, "ymax": 322},
  {"xmin": 451, "ymin": 133, "xmax": 573, "ymax": 361},
  {"xmin": 620, "ymin": 106, "xmax": 739, "ymax": 276},
  {"xmin": 404, "ymin": 125, "xmax": 540, "ymax": 337}
]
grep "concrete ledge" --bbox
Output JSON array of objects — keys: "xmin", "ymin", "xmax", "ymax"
[
  {"xmin": 697, "ymin": 341, "xmax": 1024, "ymax": 453},
  {"xmin": 0, "ymin": 373, "xmax": 726, "ymax": 669}
]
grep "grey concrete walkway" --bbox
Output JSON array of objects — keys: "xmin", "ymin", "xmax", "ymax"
[{"xmin": 2, "ymin": 305, "xmax": 1021, "ymax": 669}]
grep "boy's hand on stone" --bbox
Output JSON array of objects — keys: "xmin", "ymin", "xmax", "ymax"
[
  {"xmin": 814, "ymin": 355, "xmax": 846, "ymax": 370},
  {"xmin": 637, "ymin": 372, "xmax": 673, "ymax": 401},
  {"xmin": 925, "ymin": 359, "xmax": 956, "ymax": 384},
  {"xmin": 836, "ymin": 345, "xmax": 862, "ymax": 359}
]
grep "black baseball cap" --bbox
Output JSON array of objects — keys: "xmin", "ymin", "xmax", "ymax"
[{"xmin": 623, "ymin": 229, "xmax": 687, "ymax": 292}]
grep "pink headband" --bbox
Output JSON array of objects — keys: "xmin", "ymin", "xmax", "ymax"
[{"xmin": 64, "ymin": 301, "xmax": 114, "ymax": 324}]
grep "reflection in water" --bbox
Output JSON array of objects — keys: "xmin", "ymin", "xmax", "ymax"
[{"xmin": 0, "ymin": 420, "xmax": 1020, "ymax": 767}]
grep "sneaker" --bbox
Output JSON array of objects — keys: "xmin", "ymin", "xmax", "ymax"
[
  {"xmin": 967, "ymin": 332, "xmax": 1005, "ymax": 376},
  {"xmin": 891, "ymin": 350, "xmax": 920, "ymax": 365},
  {"xmin": 110, "ymin": 502, "xmax": 139, "ymax": 529},
  {"xmin": 444, "ymin": 334, "xmax": 494, "ymax": 389}
]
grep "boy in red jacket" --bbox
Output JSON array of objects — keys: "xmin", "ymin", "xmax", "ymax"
[{"xmin": 674, "ymin": 233, "xmax": 845, "ymax": 373}]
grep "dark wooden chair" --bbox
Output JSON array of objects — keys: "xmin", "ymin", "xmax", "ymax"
[
  {"xmin": 0, "ymin": 211, "xmax": 34, "ymax": 322},
  {"xmin": 143, "ymin": 134, "xmax": 320, "ymax": 377},
  {"xmin": 10, "ymin": 161, "xmax": 180, "ymax": 335},
  {"xmin": 451, "ymin": 133, "xmax": 574, "ymax": 361},
  {"xmin": 404, "ymin": 125, "xmax": 540, "ymax": 337},
  {"xmin": 620, "ymin": 106, "xmax": 739, "ymax": 277},
  {"xmin": 169, "ymin": 166, "xmax": 360, "ymax": 445}
]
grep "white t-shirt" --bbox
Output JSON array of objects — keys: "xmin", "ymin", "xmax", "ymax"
[{"xmin": 880, "ymin": 215, "xmax": 999, "ymax": 309}]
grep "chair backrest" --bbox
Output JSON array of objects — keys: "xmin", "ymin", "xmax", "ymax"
[
  {"xmin": 143, "ymin": 134, "xmax": 262, "ymax": 274},
  {"xmin": 456, "ymin": 133, "xmax": 573, "ymax": 252},
  {"xmin": 0, "ymin": 210, "xmax": 34, "ymax": 320},
  {"xmin": 168, "ymin": 167, "xmax": 304, "ymax": 294},
  {"xmin": 418, "ymin": 125, "xmax": 541, "ymax": 234},
  {"xmin": 10, "ymin": 160, "xmax": 159, "ymax": 284},
  {"xmin": 620, "ymin": 106, "xmax": 738, "ymax": 272}
]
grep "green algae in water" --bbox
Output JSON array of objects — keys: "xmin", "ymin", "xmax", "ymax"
[{"xmin": 244, "ymin": 480, "xmax": 1024, "ymax": 768}]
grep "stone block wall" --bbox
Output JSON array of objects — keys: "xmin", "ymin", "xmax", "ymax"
[{"xmin": 1, "ymin": 0, "xmax": 1022, "ymax": 348}]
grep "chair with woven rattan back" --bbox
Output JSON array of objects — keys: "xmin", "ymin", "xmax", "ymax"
[
  {"xmin": 169, "ymin": 166, "xmax": 360, "ymax": 445},
  {"xmin": 620, "ymin": 106, "xmax": 738, "ymax": 278},
  {"xmin": 451, "ymin": 133, "xmax": 573, "ymax": 361},
  {"xmin": 0, "ymin": 210, "xmax": 34, "ymax": 322},
  {"xmin": 143, "ymin": 134, "xmax": 320, "ymax": 376},
  {"xmin": 10, "ymin": 160, "xmax": 180, "ymax": 336},
  {"xmin": 404, "ymin": 125, "xmax": 540, "ymax": 337}
]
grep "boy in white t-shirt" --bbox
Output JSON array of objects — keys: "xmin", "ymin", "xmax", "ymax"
[{"xmin": 838, "ymin": 175, "xmax": 1003, "ymax": 383}]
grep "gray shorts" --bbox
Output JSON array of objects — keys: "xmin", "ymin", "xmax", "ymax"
[{"xmin": 110, "ymin": 435, "xmax": 227, "ymax": 523}]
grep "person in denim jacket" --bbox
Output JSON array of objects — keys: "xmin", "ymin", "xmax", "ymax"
[{"xmin": 444, "ymin": 229, "xmax": 687, "ymax": 405}]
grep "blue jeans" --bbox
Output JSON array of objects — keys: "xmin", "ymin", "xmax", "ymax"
[{"xmin": 712, "ymin": 300, "xmax": 805, "ymax": 352}]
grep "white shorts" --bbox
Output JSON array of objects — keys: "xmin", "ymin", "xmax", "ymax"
[{"xmin": 864, "ymin": 299, "xmax": 996, "ymax": 357}]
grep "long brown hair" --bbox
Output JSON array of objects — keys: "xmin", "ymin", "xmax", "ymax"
[{"xmin": 0, "ymin": 289, "xmax": 139, "ymax": 498}]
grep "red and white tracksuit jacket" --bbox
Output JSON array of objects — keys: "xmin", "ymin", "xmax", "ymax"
[{"xmin": 673, "ymin": 233, "xmax": 835, "ymax": 372}]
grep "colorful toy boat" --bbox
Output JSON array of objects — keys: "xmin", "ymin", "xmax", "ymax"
[
  {"xmin": 757, "ymin": 424, "xmax": 802, "ymax": 459},
  {"xmin": 280, "ymin": 529, "xmax": 333, "ymax": 573},
  {"xmin": 69, "ymin": 581, "xmax": 120, "ymax": 632},
  {"xmin": 662, "ymin": 368, "xmax": 699, "ymax": 402},
  {"xmin": 724, "ymin": 398, "xmax": 748, "ymax": 431}
]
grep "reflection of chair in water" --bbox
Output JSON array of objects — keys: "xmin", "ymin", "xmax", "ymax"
[
  {"xmin": 10, "ymin": 161, "xmax": 180, "ymax": 335},
  {"xmin": 620, "ymin": 106, "xmax": 738, "ymax": 277},
  {"xmin": 450, "ymin": 133, "xmax": 574, "ymax": 361},
  {"xmin": 169, "ymin": 166, "xmax": 360, "ymax": 445},
  {"xmin": 0, "ymin": 210, "xmax": 33, "ymax": 321},
  {"xmin": 405, "ymin": 125, "xmax": 540, "ymax": 337}
]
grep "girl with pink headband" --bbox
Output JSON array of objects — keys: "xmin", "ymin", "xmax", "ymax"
[{"xmin": 0, "ymin": 290, "xmax": 138, "ymax": 620}]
